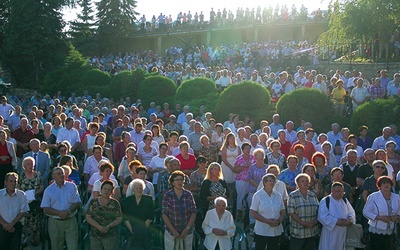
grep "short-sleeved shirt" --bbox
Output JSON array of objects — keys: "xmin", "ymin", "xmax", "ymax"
[
  {"xmin": 362, "ymin": 175, "xmax": 379, "ymax": 196},
  {"xmin": 86, "ymin": 198, "xmax": 121, "ymax": 238},
  {"xmin": 0, "ymin": 188, "xmax": 29, "ymax": 223},
  {"xmin": 278, "ymin": 168, "xmax": 301, "ymax": 192},
  {"xmin": 248, "ymin": 164, "xmax": 268, "ymax": 193},
  {"xmin": 234, "ymin": 154, "xmax": 256, "ymax": 181},
  {"xmin": 162, "ymin": 189, "xmax": 197, "ymax": 235},
  {"xmin": 176, "ymin": 153, "xmax": 197, "ymax": 171},
  {"xmin": 287, "ymin": 189, "xmax": 319, "ymax": 239}
]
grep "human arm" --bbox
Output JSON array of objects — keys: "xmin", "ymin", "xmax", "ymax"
[
  {"xmin": 0, "ymin": 212, "xmax": 26, "ymax": 232},
  {"xmin": 221, "ymin": 148, "xmax": 234, "ymax": 170},
  {"xmin": 162, "ymin": 214, "xmax": 180, "ymax": 238},
  {"xmin": 180, "ymin": 212, "xmax": 196, "ymax": 238}
]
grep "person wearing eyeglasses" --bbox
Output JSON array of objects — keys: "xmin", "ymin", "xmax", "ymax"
[
  {"xmin": 162, "ymin": 170, "xmax": 196, "ymax": 250},
  {"xmin": 363, "ymin": 176, "xmax": 400, "ymax": 250},
  {"xmin": 318, "ymin": 182, "xmax": 355, "ymax": 250},
  {"xmin": 362, "ymin": 160, "xmax": 388, "ymax": 202}
]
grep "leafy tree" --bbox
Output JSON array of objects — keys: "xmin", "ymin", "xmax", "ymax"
[
  {"xmin": 68, "ymin": 0, "xmax": 98, "ymax": 54},
  {"xmin": 0, "ymin": 0, "xmax": 72, "ymax": 87},
  {"xmin": 96, "ymin": 0, "xmax": 138, "ymax": 52},
  {"xmin": 215, "ymin": 81, "xmax": 274, "ymax": 126},
  {"xmin": 319, "ymin": 0, "xmax": 400, "ymax": 57}
]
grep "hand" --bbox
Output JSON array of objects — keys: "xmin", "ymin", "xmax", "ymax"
[
  {"xmin": 212, "ymin": 228, "xmax": 224, "ymax": 236},
  {"xmin": 3, "ymin": 223, "xmax": 14, "ymax": 232},
  {"xmin": 97, "ymin": 225, "xmax": 108, "ymax": 234},
  {"xmin": 268, "ymin": 219, "xmax": 280, "ymax": 227},
  {"xmin": 180, "ymin": 228, "xmax": 189, "ymax": 238},
  {"xmin": 378, "ymin": 215, "xmax": 391, "ymax": 223},
  {"xmin": 390, "ymin": 215, "xmax": 399, "ymax": 223},
  {"xmin": 172, "ymin": 230, "xmax": 180, "ymax": 238},
  {"xmin": 301, "ymin": 221, "xmax": 314, "ymax": 228},
  {"xmin": 59, "ymin": 210, "xmax": 69, "ymax": 220}
]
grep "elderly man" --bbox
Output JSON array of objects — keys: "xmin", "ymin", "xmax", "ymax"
[
  {"xmin": 22, "ymin": 138, "xmax": 50, "ymax": 186},
  {"xmin": 327, "ymin": 123, "xmax": 342, "ymax": 146},
  {"xmin": 350, "ymin": 78, "xmax": 370, "ymax": 112},
  {"xmin": 372, "ymin": 126, "xmax": 395, "ymax": 150},
  {"xmin": 285, "ymin": 121, "xmax": 297, "ymax": 144},
  {"xmin": 41, "ymin": 167, "xmax": 81, "ymax": 250},
  {"xmin": 0, "ymin": 172, "xmax": 29, "ymax": 250},
  {"xmin": 269, "ymin": 114, "xmax": 284, "ymax": 139},
  {"xmin": 13, "ymin": 117, "xmax": 34, "ymax": 172},
  {"xmin": 188, "ymin": 122, "xmax": 205, "ymax": 154}
]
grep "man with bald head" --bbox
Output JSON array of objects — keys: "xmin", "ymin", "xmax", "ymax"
[{"xmin": 372, "ymin": 127, "xmax": 394, "ymax": 150}]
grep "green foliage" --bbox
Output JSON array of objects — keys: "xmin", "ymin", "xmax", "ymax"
[
  {"xmin": 108, "ymin": 68, "xmax": 148, "ymax": 100},
  {"xmin": 276, "ymin": 88, "xmax": 333, "ymax": 133},
  {"xmin": 0, "ymin": 0, "xmax": 68, "ymax": 87},
  {"xmin": 96, "ymin": 0, "xmax": 138, "ymax": 52},
  {"xmin": 42, "ymin": 44, "xmax": 91, "ymax": 95},
  {"xmin": 78, "ymin": 69, "xmax": 111, "ymax": 96},
  {"xmin": 215, "ymin": 81, "xmax": 273, "ymax": 125},
  {"xmin": 138, "ymin": 76, "xmax": 177, "ymax": 108},
  {"xmin": 175, "ymin": 78, "xmax": 219, "ymax": 114},
  {"xmin": 350, "ymin": 96, "xmax": 400, "ymax": 138}
]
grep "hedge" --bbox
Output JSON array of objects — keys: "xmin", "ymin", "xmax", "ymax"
[
  {"xmin": 137, "ymin": 76, "xmax": 177, "ymax": 107},
  {"xmin": 78, "ymin": 69, "xmax": 111, "ymax": 96},
  {"xmin": 108, "ymin": 69, "xmax": 149, "ymax": 101},
  {"xmin": 276, "ymin": 88, "xmax": 333, "ymax": 133},
  {"xmin": 215, "ymin": 81, "xmax": 274, "ymax": 125},
  {"xmin": 350, "ymin": 96, "xmax": 400, "ymax": 138},
  {"xmin": 175, "ymin": 78, "xmax": 219, "ymax": 115}
]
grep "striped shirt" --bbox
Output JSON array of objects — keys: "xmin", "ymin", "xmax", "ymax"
[{"xmin": 287, "ymin": 189, "xmax": 319, "ymax": 239}]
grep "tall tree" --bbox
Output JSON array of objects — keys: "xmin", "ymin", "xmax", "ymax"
[
  {"xmin": 0, "ymin": 0, "xmax": 75, "ymax": 87},
  {"xmin": 96, "ymin": 0, "xmax": 138, "ymax": 52},
  {"xmin": 68, "ymin": 0, "xmax": 98, "ymax": 55}
]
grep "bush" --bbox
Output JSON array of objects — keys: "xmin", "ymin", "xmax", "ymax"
[
  {"xmin": 276, "ymin": 88, "xmax": 333, "ymax": 133},
  {"xmin": 78, "ymin": 69, "xmax": 111, "ymax": 96},
  {"xmin": 350, "ymin": 96, "xmax": 400, "ymax": 138},
  {"xmin": 175, "ymin": 78, "xmax": 219, "ymax": 115},
  {"xmin": 137, "ymin": 76, "xmax": 177, "ymax": 108},
  {"xmin": 215, "ymin": 81, "xmax": 274, "ymax": 125},
  {"xmin": 108, "ymin": 68, "xmax": 150, "ymax": 101}
]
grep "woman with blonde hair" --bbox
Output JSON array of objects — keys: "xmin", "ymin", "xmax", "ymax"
[{"xmin": 200, "ymin": 163, "xmax": 229, "ymax": 212}]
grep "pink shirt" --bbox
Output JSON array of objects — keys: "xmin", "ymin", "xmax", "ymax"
[{"xmin": 234, "ymin": 155, "xmax": 256, "ymax": 181}]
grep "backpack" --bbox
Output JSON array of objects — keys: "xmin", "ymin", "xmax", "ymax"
[{"xmin": 325, "ymin": 196, "xmax": 347, "ymax": 209}]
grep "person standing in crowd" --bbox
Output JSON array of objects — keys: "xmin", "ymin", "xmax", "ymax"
[
  {"xmin": 13, "ymin": 117, "xmax": 34, "ymax": 172},
  {"xmin": 202, "ymin": 197, "xmax": 236, "ymax": 250},
  {"xmin": 23, "ymin": 138, "xmax": 51, "ymax": 187},
  {"xmin": 363, "ymin": 176, "xmax": 400, "ymax": 250},
  {"xmin": 318, "ymin": 182, "xmax": 355, "ymax": 250},
  {"xmin": 0, "ymin": 172, "xmax": 29, "ymax": 250},
  {"xmin": 251, "ymin": 173, "xmax": 286, "ymax": 250},
  {"xmin": 41, "ymin": 167, "xmax": 81, "ymax": 250},
  {"xmin": 86, "ymin": 180, "xmax": 122, "ymax": 250},
  {"xmin": 287, "ymin": 173, "xmax": 319, "ymax": 250},
  {"xmin": 0, "ymin": 130, "xmax": 16, "ymax": 188},
  {"xmin": 200, "ymin": 162, "xmax": 229, "ymax": 211},
  {"xmin": 162, "ymin": 170, "xmax": 196, "ymax": 250}
]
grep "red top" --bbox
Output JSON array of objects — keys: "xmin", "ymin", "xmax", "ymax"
[
  {"xmin": 176, "ymin": 153, "xmax": 197, "ymax": 171},
  {"xmin": 290, "ymin": 141, "xmax": 316, "ymax": 162},
  {"xmin": 279, "ymin": 140, "xmax": 292, "ymax": 158},
  {"xmin": 0, "ymin": 142, "xmax": 12, "ymax": 164}
]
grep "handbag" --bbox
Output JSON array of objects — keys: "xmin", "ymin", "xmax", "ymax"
[
  {"xmin": 28, "ymin": 200, "xmax": 42, "ymax": 212},
  {"xmin": 346, "ymin": 223, "xmax": 366, "ymax": 248}
]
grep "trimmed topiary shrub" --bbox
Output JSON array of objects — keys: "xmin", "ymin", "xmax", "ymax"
[
  {"xmin": 137, "ymin": 76, "xmax": 177, "ymax": 107},
  {"xmin": 350, "ymin": 96, "xmax": 400, "ymax": 138},
  {"xmin": 215, "ymin": 81, "xmax": 274, "ymax": 125},
  {"xmin": 108, "ymin": 70, "xmax": 146, "ymax": 101},
  {"xmin": 175, "ymin": 78, "xmax": 219, "ymax": 114},
  {"xmin": 78, "ymin": 69, "xmax": 111, "ymax": 95},
  {"xmin": 276, "ymin": 88, "xmax": 333, "ymax": 133}
]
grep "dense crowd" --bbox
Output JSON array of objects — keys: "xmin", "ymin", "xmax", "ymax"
[
  {"xmin": 135, "ymin": 5, "xmax": 327, "ymax": 34},
  {"xmin": 0, "ymin": 64, "xmax": 400, "ymax": 250}
]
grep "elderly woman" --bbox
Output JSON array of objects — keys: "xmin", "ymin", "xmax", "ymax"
[
  {"xmin": 200, "ymin": 163, "xmax": 229, "ymax": 211},
  {"xmin": 312, "ymin": 152, "xmax": 331, "ymax": 187},
  {"xmin": 302, "ymin": 163, "xmax": 324, "ymax": 200},
  {"xmin": 386, "ymin": 141, "xmax": 400, "ymax": 176},
  {"xmin": 18, "ymin": 157, "xmax": 44, "ymax": 246},
  {"xmin": 126, "ymin": 165, "xmax": 155, "ymax": 201},
  {"xmin": 122, "ymin": 179, "xmax": 154, "ymax": 250},
  {"xmin": 0, "ymin": 130, "xmax": 16, "ymax": 188},
  {"xmin": 122, "ymin": 160, "xmax": 141, "ymax": 196},
  {"xmin": 318, "ymin": 182, "xmax": 355, "ymax": 250},
  {"xmin": 43, "ymin": 122, "xmax": 57, "ymax": 157},
  {"xmin": 86, "ymin": 180, "xmax": 122, "ymax": 250},
  {"xmin": 162, "ymin": 170, "xmax": 197, "ymax": 250},
  {"xmin": 202, "ymin": 197, "xmax": 236, "ymax": 250},
  {"xmin": 199, "ymin": 135, "xmax": 218, "ymax": 164},
  {"xmin": 376, "ymin": 149, "xmax": 395, "ymax": 182},
  {"xmin": 362, "ymin": 160, "xmax": 388, "ymax": 202},
  {"xmin": 118, "ymin": 146, "xmax": 137, "ymax": 184},
  {"xmin": 265, "ymin": 140, "xmax": 287, "ymax": 170},
  {"xmin": 293, "ymin": 144, "xmax": 309, "ymax": 171},
  {"xmin": 257, "ymin": 165, "xmax": 289, "ymax": 204},
  {"xmin": 287, "ymin": 173, "xmax": 319, "ymax": 250},
  {"xmin": 233, "ymin": 142, "xmax": 256, "ymax": 222},
  {"xmin": 363, "ymin": 176, "xmax": 400, "ymax": 250},
  {"xmin": 321, "ymin": 141, "xmax": 337, "ymax": 169},
  {"xmin": 251, "ymin": 173, "xmax": 286, "ymax": 250}
]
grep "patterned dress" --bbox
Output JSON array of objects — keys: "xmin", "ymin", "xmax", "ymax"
[
  {"xmin": 86, "ymin": 198, "xmax": 122, "ymax": 238},
  {"xmin": 208, "ymin": 181, "xmax": 226, "ymax": 209},
  {"xmin": 18, "ymin": 171, "xmax": 43, "ymax": 236}
]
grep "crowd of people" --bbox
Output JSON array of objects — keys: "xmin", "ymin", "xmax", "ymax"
[
  {"xmin": 135, "ymin": 5, "xmax": 327, "ymax": 34},
  {"xmin": 0, "ymin": 64, "xmax": 399, "ymax": 250}
]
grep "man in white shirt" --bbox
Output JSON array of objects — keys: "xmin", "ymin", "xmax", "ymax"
[
  {"xmin": 56, "ymin": 117, "xmax": 81, "ymax": 152},
  {"xmin": 0, "ymin": 96, "xmax": 15, "ymax": 123}
]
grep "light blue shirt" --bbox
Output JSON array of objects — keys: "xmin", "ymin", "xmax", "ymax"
[{"xmin": 41, "ymin": 181, "xmax": 81, "ymax": 217}]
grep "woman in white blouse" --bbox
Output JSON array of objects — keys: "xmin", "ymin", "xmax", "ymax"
[
  {"xmin": 251, "ymin": 173, "xmax": 286, "ymax": 250},
  {"xmin": 202, "ymin": 197, "xmax": 236, "ymax": 250}
]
